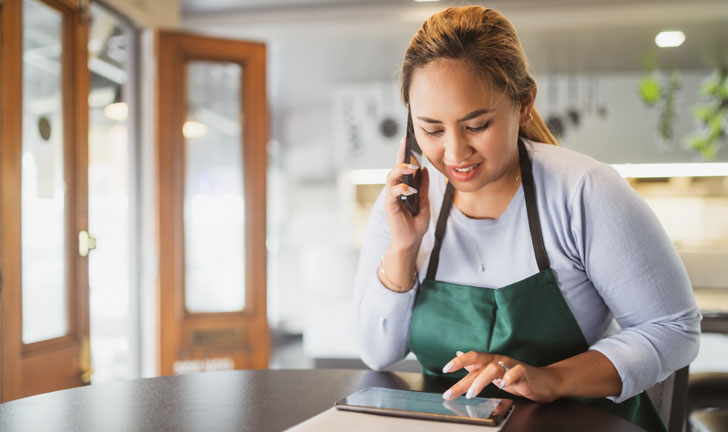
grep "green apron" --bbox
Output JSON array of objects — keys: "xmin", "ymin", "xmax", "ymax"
[{"xmin": 408, "ymin": 138, "xmax": 665, "ymax": 432}]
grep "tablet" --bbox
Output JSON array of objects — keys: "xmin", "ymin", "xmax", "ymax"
[{"xmin": 334, "ymin": 387, "xmax": 514, "ymax": 426}]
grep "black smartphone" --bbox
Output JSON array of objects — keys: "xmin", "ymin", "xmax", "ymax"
[{"xmin": 401, "ymin": 111, "xmax": 422, "ymax": 216}]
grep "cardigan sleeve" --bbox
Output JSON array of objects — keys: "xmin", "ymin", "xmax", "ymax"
[
  {"xmin": 570, "ymin": 164, "xmax": 701, "ymax": 402},
  {"xmin": 352, "ymin": 190, "xmax": 418, "ymax": 370}
]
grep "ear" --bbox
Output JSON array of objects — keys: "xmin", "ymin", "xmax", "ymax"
[{"xmin": 518, "ymin": 87, "xmax": 537, "ymax": 126}]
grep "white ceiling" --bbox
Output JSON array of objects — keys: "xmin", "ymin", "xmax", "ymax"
[
  {"xmin": 182, "ymin": 0, "xmax": 728, "ymax": 110},
  {"xmin": 181, "ymin": 0, "xmax": 692, "ymax": 14},
  {"xmin": 183, "ymin": 0, "xmax": 728, "ymax": 73}
]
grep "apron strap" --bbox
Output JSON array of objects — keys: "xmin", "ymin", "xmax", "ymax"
[
  {"xmin": 425, "ymin": 182, "xmax": 455, "ymax": 280},
  {"xmin": 518, "ymin": 138, "xmax": 551, "ymax": 272},
  {"xmin": 425, "ymin": 138, "xmax": 551, "ymax": 279}
]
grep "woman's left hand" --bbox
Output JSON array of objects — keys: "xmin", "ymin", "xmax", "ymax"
[{"xmin": 441, "ymin": 351, "xmax": 564, "ymax": 403}]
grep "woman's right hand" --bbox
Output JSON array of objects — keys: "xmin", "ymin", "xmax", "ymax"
[
  {"xmin": 384, "ymin": 136, "xmax": 431, "ymax": 255},
  {"xmin": 378, "ymin": 137, "xmax": 431, "ymax": 293}
]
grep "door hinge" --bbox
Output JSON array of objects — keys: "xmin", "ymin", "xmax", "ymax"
[{"xmin": 79, "ymin": 337, "xmax": 94, "ymax": 385}]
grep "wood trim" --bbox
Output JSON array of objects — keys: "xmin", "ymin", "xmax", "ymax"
[
  {"xmin": 156, "ymin": 31, "xmax": 269, "ymax": 375},
  {"xmin": 22, "ymin": 335, "xmax": 76, "ymax": 355},
  {"xmin": 62, "ymin": 0, "xmax": 78, "ymax": 345},
  {"xmin": 1, "ymin": 0, "xmax": 89, "ymax": 401},
  {"xmin": 156, "ymin": 31, "xmax": 183, "ymax": 376},
  {"xmin": 71, "ymin": 0, "xmax": 90, "ymax": 353},
  {"xmin": 37, "ymin": 0, "xmax": 79, "ymax": 11},
  {"xmin": 1, "ymin": 0, "xmax": 26, "ymax": 401}
]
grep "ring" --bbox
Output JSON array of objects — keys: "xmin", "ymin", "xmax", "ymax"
[{"xmin": 497, "ymin": 361, "xmax": 509, "ymax": 373}]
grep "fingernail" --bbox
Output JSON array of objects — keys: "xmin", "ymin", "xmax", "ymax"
[
  {"xmin": 498, "ymin": 380, "xmax": 506, "ymax": 389},
  {"xmin": 456, "ymin": 351, "xmax": 464, "ymax": 357},
  {"xmin": 442, "ymin": 361, "xmax": 453, "ymax": 373},
  {"xmin": 443, "ymin": 390, "xmax": 453, "ymax": 400},
  {"xmin": 466, "ymin": 387, "xmax": 475, "ymax": 399},
  {"xmin": 408, "ymin": 186, "xmax": 418, "ymax": 194},
  {"xmin": 407, "ymin": 164, "xmax": 418, "ymax": 170}
]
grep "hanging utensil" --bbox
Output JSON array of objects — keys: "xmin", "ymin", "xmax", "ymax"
[
  {"xmin": 596, "ymin": 76, "xmax": 608, "ymax": 119},
  {"xmin": 566, "ymin": 73, "xmax": 581, "ymax": 127},
  {"xmin": 545, "ymin": 72, "xmax": 565, "ymax": 138}
]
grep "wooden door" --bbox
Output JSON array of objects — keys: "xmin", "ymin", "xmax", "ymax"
[
  {"xmin": 0, "ymin": 0, "xmax": 90, "ymax": 401},
  {"xmin": 156, "ymin": 31, "xmax": 269, "ymax": 375}
]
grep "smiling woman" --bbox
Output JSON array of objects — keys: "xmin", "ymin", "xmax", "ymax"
[{"xmin": 353, "ymin": 6, "xmax": 701, "ymax": 432}]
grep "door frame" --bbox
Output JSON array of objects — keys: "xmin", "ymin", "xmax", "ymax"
[
  {"xmin": 0, "ymin": 0, "xmax": 90, "ymax": 401},
  {"xmin": 156, "ymin": 31, "xmax": 269, "ymax": 375}
]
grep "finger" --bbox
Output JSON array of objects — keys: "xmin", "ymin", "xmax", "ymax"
[
  {"xmin": 385, "ymin": 163, "xmax": 420, "ymax": 188},
  {"xmin": 456, "ymin": 350, "xmax": 478, "ymax": 373},
  {"xmin": 442, "ymin": 351, "xmax": 491, "ymax": 374},
  {"xmin": 501, "ymin": 364, "xmax": 527, "ymax": 389},
  {"xmin": 442, "ymin": 370, "xmax": 479, "ymax": 401},
  {"xmin": 389, "ymin": 183, "xmax": 418, "ymax": 198},
  {"xmin": 466, "ymin": 362, "xmax": 505, "ymax": 399}
]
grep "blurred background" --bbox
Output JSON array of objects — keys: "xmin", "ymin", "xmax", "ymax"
[{"xmin": 3, "ymin": 0, "xmax": 728, "ymax": 412}]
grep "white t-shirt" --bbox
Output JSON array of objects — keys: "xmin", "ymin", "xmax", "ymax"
[{"xmin": 353, "ymin": 138, "xmax": 701, "ymax": 403}]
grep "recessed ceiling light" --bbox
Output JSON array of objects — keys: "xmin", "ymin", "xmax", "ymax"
[{"xmin": 655, "ymin": 31, "xmax": 685, "ymax": 48}]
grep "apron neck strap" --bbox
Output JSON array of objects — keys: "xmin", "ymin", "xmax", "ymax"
[
  {"xmin": 425, "ymin": 138, "xmax": 550, "ymax": 281},
  {"xmin": 518, "ymin": 138, "xmax": 551, "ymax": 272},
  {"xmin": 425, "ymin": 182, "xmax": 455, "ymax": 280}
]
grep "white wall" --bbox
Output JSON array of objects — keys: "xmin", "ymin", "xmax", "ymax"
[{"xmin": 183, "ymin": 3, "xmax": 728, "ymax": 336}]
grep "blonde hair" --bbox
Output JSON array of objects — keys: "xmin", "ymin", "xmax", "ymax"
[{"xmin": 401, "ymin": 6, "xmax": 558, "ymax": 145}]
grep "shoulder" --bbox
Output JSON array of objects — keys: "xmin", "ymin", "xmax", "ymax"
[
  {"xmin": 523, "ymin": 138, "xmax": 627, "ymax": 206},
  {"xmin": 524, "ymin": 138, "xmax": 608, "ymax": 180}
]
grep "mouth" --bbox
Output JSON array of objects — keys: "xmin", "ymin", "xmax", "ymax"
[
  {"xmin": 448, "ymin": 162, "xmax": 482, "ymax": 181},
  {"xmin": 453, "ymin": 163, "xmax": 481, "ymax": 173}
]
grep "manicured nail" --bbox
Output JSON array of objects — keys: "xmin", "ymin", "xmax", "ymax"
[
  {"xmin": 407, "ymin": 186, "xmax": 418, "ymax": 194},
  {"xmin": 498, "ymin": 380, "xmax": 506, "ymax": 389},
  {"xmin": 443, "ymin": 390, "xmax": 453, "ymax": 400},
  {"xmin": 466, "ymin": 387, "xmax": 475, "ymax": 399},
  {"xmin": 456, "ymin": 351, "xmax": 464, "ymax": 357},
  {"xmin": 442, "ymin": 361, "xmax": 453, "ymax": 373},
  {"xmin": 407, "ymin": 164, "xmax": 418, "ymax": 170}
]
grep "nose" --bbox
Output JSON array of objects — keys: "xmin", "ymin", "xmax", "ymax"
[{"xmin": 443, "ymin": 131, "xmax": 476, "ymax": 165}]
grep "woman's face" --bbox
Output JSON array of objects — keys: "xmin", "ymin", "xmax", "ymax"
[{"xmin": 409, "ymin": 59, "xmax": 530, "ymax": 195}]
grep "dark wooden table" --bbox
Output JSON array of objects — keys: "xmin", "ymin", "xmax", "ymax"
[{"xmin": 0, "ymin": 369, "xmax": 644, "ymax": 431}]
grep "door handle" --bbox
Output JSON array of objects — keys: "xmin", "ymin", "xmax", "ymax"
[{"xmin": 78, "ymin": 231, "xmax": 96, "ymax": 257}]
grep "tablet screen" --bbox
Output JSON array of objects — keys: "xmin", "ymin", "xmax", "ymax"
[{"xmin": 335, "ymin": 387, "xmax": 513, "ymax": 425}]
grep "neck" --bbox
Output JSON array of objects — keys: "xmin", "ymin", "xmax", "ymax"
[{"xmin": 453, "ymin": 155, "xmax": 521, "ymax": 220}]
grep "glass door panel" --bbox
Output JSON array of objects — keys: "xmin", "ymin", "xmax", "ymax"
[
  {"xmin": 88, "ymin": 2, "xmax": 136, "ymax": 382},
  {"xmin": 21, "ymin": 0, "xmax": 67, "ymax": 344},
  {"xmin": 183, "ymin": 61, "xmax": 245, "ymax": 313}
]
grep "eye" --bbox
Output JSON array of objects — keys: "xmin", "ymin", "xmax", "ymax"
[
  {"xmin": 467, "ymin": 120, "xmax": 492, "ymax": 132},
  {"xmin": 421, "ymin": 128, "xmax": 444, "ymax": 137}
]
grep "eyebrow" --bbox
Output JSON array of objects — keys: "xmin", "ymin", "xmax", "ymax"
[{"xmin": 416, "ymin": 108, "xmax": 495, "ymax": 124}]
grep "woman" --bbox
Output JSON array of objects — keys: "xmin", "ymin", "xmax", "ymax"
[{"xmin": 353, "ymin": 6, "xmax": 701, "ymax": 432}]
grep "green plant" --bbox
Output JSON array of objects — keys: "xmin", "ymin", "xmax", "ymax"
[
  {"xmin": 637, "ymin": 70, "xmax": 681, "ymax": 142},
  {"xmin": 637, "ymin": 74, "xmax": 661, "ymax": 106},
  {"xmin": 686, "ymin": 68, "xmax": 728, "ymax": 161}
]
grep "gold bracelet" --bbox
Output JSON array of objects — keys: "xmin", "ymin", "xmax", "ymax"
[{"xmin": 377, "ymin": 257, "xmax": 417, "ymax": 292}]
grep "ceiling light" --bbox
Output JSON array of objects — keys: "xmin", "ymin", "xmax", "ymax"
[
  {"xmin": 104, "ymin": 102, "xmax": 128, "ymax": 122},
  {"xmin": 103, "ymin": 86, "xmax": 128, "ymax": 121},
  {"xmin": 183, "ymin": 121, "xmax": 208, "ymax": 139},
  {"xmin": 655, "ymin": 31, "xmax": 685, "ymax": 48}
]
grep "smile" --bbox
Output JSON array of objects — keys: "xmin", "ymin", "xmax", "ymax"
[{"xmin": 454, "ymin": 163, "xmax": 480, "ymax": 173}]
